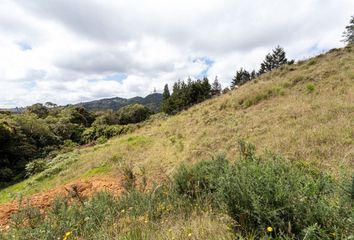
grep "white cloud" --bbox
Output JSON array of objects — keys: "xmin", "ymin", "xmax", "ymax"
[{"xmin": 0, "ymin": 0, "xmax": 353, "ymax": 107}]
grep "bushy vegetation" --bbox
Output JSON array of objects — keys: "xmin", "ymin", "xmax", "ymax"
[
  {"xmin": 94, "ymin": 104, "xmax": 152, "ymax": 126},
  {"xmin": 3, "ymin": 142, "xmax": 353, "ymax": 239},
  {"xmin": 0, "ymin": 103, "xmax": 153, "ymax": 187}
]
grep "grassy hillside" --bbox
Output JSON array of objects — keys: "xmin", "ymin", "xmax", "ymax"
[
  {"xmin": 0, "ymin": 46, "xmax": 353, "ymax": 239},
  {"xmin": 1, "ymin": 46, "xmax": 353, "ymax": 203}
]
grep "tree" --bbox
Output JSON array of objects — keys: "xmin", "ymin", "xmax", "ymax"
[
  {"xmin": 342, "ymin": 15, "xmax": 354, "ymax": 45},
  {"xmin": 26, "ymin": 103, "xmax": 49, "ymax": 118},
  {"xmin": 162, "ymin": 78, "xmax": 212, "ymax": 114},
  {"xmin": 272, "ymin": 46, "xmax": 288, "ymax": 68},
  {"xmin": 114, "ymin": 104, "xmax": 152, "ymax": 125},
  {"xmin": 162, "ymin": 84, "xmax": 171, "ymax": 113},
  {"xmin": 211, "ymin": 76, "xmax": 222, "ymax": 96},
  {"xmin": 250, "ymin": 70, "xmax": 257, "ymax": 80},
  {"xmin": 258, "ymin": 46, "xmax": 288, "ymax": 75},
  {"xmin": 222, "ymin": 87, "xmax": 230, "ymax": 94},
  {"xmin": 231, "ymin": 68, "xmax": 251, "ymax": 89},
  {"xmin": 45, "ymin": 102, "xmax": 58, "ymax": 108}
]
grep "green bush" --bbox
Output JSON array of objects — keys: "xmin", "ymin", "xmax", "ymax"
[
  {"xmin": 8, "ymin": 192, "xmax": 119, "ymax": 239},
  {"xmin": 306, "ymin": 83, "xmax": 315, "ymax": 93},
  {"xmin": 81, "ymin": 124, "xmax": 138, "ymax": 143},
  {"xmin": 25, "ymin": 159, "xmax": 47, "ymax": 177},
  {"xmin": 219, "ymin": 142, "xmax": 353, "ymax": 238},
  {"xmin": 173, "ymin": 154, "xmax": 228, "ymax": 200}
]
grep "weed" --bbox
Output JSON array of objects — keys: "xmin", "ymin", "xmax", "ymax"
[{"xmin": 306, "ymin": 83, "xmax": 315, "ymax": 93}]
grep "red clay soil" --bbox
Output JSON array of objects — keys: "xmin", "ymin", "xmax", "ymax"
[{"xmin": 0, "ymin": 177, "xmax": 123, "ymax": 231}]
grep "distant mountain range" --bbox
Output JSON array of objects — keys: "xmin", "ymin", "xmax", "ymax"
[
  {"xmin": 1, "ymin": 93, "xmax": 163, "ymax": 113},
  {"xmin": 74, "ymin": 93, "xmax": 163, "ymax": 112}
]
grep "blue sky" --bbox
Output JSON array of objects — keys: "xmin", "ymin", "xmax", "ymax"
[{"xmin": 0, "ymin": 0, "xmax": 353, "ymax": 108}]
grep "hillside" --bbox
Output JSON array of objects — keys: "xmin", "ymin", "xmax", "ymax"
[
  {"xmin": 0, "ymin": 46, "xmax": 353, "ymax": 238},
  {"xmin": 74, "ymin": 93, "xmax": 163, "ymax": 112}
]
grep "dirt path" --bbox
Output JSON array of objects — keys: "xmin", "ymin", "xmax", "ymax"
[{"xmin": 0, "ymin": 177, "xmax": 123, "ymax": 230}]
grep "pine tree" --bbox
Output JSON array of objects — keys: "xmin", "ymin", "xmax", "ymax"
[
  {"xmin": 231, "ymin": 68, "xmax": 251, "ymax": 89},
  {"xmin": 162, "ymin": 84, "xmax": 173, "ymax": 114},
  {"xmin": 250, "ymin": 70, "xmax": 257, "ymax": 80},
  {"xmin": 259, "ymin": 53, "xmax": 274, "ymax": 75},
  {"xmin": 162, "ymin": 84, "xmax": 170, "ymax": 100},
  {"xmin": 258, "ymin": 46, "xmax": 288, "ymax": 75},
  {"xmin": 342, "ymin": 15, "xmax": 354, "ymax": 45},
  {"xmin": 211, "ymin": 76, "xmax": 222, "ymax": 96},
  {"xmin": 272, "ymin": 46, "xmax": 288, "ymax": 68}
]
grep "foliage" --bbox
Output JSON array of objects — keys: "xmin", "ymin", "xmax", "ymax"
[
  {"xmin": 219, "ymin": 142, "xmax": 353, "ymax": 238},
  {"xmin": 231, "ymin": 68, "xmax": 254, "ymax": 88},
  {"xmin": 306, "ymin": 83, "xmax": 315, "ymax": 93},
  {"xmin": 211, "ymin": 76, "xmax": 222, "ymax": 96},
  {"xmin": 25, "ymin": 103, "xmax": 49, "ymax": 119},
  {"xmin": 114, "ymin": 104, "xmax": 152, "ymax": 125},
  {"xmin": 161, "ymin": 84, "xmax": 171, "ymax": 114},
  {"xmin": 342, "ymin": 15, "xmax": 354, "ymax": 44},
  {"xmin": 258, "ymin": 46, "xmax": 290, "ymax": 75},
  {"xmin": 162, "ymin": 78, "xmax": 211, "ymax": 114},
  {"xmin": 94, "ymin": 104, "xmax": 152, "ymax": 126},
  {"xmin": 173, "ymin": 154, "xmax": 228, "ymax": 200},
  {"xmin": 25, "ymin": 159, "xmax": 47, "ymax": 177},
  {"xmin": 0, "ymin": 103, "xmax": 144, "ymax": 185}
]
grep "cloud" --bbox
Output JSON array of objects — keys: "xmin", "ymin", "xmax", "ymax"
[{"xmin": 0, "ymin": 0, "xmax": 353, "ymax": 107}]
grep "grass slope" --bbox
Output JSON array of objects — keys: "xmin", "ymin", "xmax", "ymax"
[{"xmin": 1, "ymin": 46, "xmax": 353, "ymax": 203}]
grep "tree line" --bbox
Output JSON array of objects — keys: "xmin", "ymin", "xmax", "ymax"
[
  {"xmin": 0, "ymin": 103, "xmax": 153, "ymax": 186},
  {"xmin": 162, "ymin": 77, "xmax": 222, "ymax": 114},
  {"xmin": 161, "ymin": 45, "xmax": 292, "ymax": 115}
]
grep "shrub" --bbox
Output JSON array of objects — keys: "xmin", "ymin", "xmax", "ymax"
[
  {"xmin": 219, "ymin": 142, "xmax": 353, "ymax": 238},
  {"xmin": 173, "ymin": 154, "xmax": 229, "ymax": 200},
  {"xmin": 96, "ymin": 136, "xmax": 108, "ymax": 144},
  {"xmin": 81, "ymin": 124, "xmax": 138, "ymax": 143},
  {"xmin": 25, "ymin": 159, "xmax": 47, "ymax": 177},
  {"xmin": 8, "ymin": 192, "xmax": 120, "ymax": 239},
  {"xmin": 306, "ymin": 83, "xmax": 315, "ymax": 93},
  {"xmin": 307, "ymin": 59, "xmax": 317, "ymax": 66},
  {"xmin": 121, "ymin": 164, "xmax": 136, "ymax": 192}
]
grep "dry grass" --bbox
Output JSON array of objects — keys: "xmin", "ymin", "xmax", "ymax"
[{"xmin": 1, "ymin": 45, "xmax": 354, "ymax": 202}]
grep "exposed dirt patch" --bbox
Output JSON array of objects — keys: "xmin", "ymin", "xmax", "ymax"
[{"xmin": 0, "ymin": 177, "xmax": 123, "ymax": 230}]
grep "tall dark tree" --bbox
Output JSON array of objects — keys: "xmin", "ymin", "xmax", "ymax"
[
  {"xmin": 231, "ymin": 68, "xmax": 251, "ymax": 89},
  {"xmin": 162, "ymin": 84, "xmax": 170, "ymax": 100},
  {"xmin": 162, "ymin": 84, "xmax": 171, "ymax": 113},
  {"xmin": 211, "ymin": 76, "xmax": 222, "ymax": 96},
  {"xmin": 342, "ymin": 15, "xmax": 354, "ymax": 45},
  {"xmin": 258, "ymin": 46, "xmax": 288, "ymax": 75},
  {"xmin": 272, "ymin": 46, "xmax": 288, "ymax": 68},
  {"xmin": 162, "ymin": 78, "xmax": 212, "ymax": 114},
  {"xmin": 250, "ymin": 70, "xmax": 257, "ymax": 80}
]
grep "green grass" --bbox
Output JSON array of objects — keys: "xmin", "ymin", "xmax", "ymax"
[{"xmin": 81, "ymin": 164, "xmax": 112, "ymax": 178}]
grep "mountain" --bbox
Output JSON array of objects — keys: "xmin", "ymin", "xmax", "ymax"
[{"xmin": 74, "ymin": 93, "xmax": 163, "ymax": 112}]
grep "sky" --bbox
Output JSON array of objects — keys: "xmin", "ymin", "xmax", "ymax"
[{"xmin": 0, "ymin": 0, "xmax": 353, "ymax": 108}]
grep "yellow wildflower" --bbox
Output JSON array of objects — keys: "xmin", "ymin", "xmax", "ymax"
[
  {"xmin": 267, "ymin": 226, "xmax": 273, "ymax": 233},
  {"xmin": 63, "ymin": 231, "xmax": 72, "ymax": 240},
  {"xmin": 188, "ymin": 233, "xmax": 192, "ymax": 237}
]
